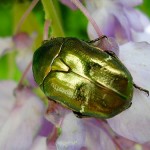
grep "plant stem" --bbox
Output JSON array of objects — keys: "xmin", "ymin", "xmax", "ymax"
[
  {"xmin": 15, "ymin": 0, "xmax": 39, "ymax": 34},
  {"xmin": 41, "ymin": 0, "xmax": 65, "ymax": 37},
  {"xmin": 71, "ymin": 0, "xmax": 103, "ymax": 37},
  {"xmin": 7, "ymin": 52, "xmax": 15, "ymax": 79}
]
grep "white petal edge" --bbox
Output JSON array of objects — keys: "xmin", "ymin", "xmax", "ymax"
[
  {"xmin": 115, "ymin": 0, "xmax": 143, "ymax": 7},
  {"xmin": 0, "ymin": 81, "xmax": 17, "ymax": 128},
  {"xmin": 0, "ymin": 86, "xmax": 45, "ymax": 150},
  {"xmin": 107, "ymin": 88, "xmax": 150, "ymax": 143},
  {"xmin": 56, "ymin": 113, "xmax": 86, "ymax": 150},
  {"xmin": 119, "ymin": 42, "xmax": 150, "ymax": 89},
  {"xmin": 107, "ymin": 42, "xmax": 150, "ymax": 143},
  {"xmin": 0, "ymin": 37, "xmax": 14, "ymax": 56},
  {"xmin": 30, "ymin": 136, "xmax": 48, "ymax": 150}
]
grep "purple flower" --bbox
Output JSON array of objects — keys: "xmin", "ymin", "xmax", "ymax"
[
  {"xmin": 107, "ymin": 42, "xmax": 150, "ymax": 143},
  {"xmin": 85, "ymin": 0, "xmax": 150, "ymax": 43},
  {"xmin": 1, "ymin": 1, "xmax": 150, "ymax": 149},
  {"xmin": 0, "ymin": 32, "xmax": 37, "ymax": 87},
  {"xmin": 0, "ymin": 81, "xmax": 45, "ymax": 149},
  {"xmin": 56, "ymin": 113, "xmax": 117, "ymax": 150}
]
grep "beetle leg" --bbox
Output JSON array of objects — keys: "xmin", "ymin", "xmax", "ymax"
[
  {"xmin": 104, "ymin": 50, "xmax": 118, "ymax": 58},
  {"xmin": 73, "ymin": 111, "xmax": 88, "ymax": 118},
  {"xmin": 46, "ymin": 99, "xmax": 57, "ymax": 114},
  {"xmin": 42, "ymin": 40, "xmax": 49, "ymax": 44},
  {"xmin": 133, "ymin": 83, "xmax": 149, "ymax": 96},
  {"xmin": 47, "ymin": 97, "xmax": 57, "ymax": 103},
  {"xmin": 125, "ymin": 102, "xmax": 132, "ymax": 110},
  {"xmin": 87, "ymin": 35, "xmax": 107, "ymax": 43},
  {"xmin": 42, "ymin": 37, "xmax": 55, "ymax": 44}
]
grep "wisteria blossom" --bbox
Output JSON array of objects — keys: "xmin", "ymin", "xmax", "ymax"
[
  {"xmin": 85, "ymin": 0, "xmax": 150, "ymax": 43},
  {"xmin": 61, "ymin": 1, "xmax": 150, "ymax": 45},
  {"xmin": 61, "ymin": 0, "xmax": 150, "ymax": 43},
  {"xmin": 0, "ymin": 0, "xmax": 150, "ymax": 149},
  {"xmin": 0, "ymin": 33, "xmax": 37, "ymax": 86},
  {"xmin": 107, "ymin": 41, "xmax": 150, "ymax": 143},
  {"xmin": 0, "ymin": 81, "xmax": 45, "ymax": 150}
]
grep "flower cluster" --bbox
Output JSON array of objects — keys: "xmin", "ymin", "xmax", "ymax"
[{"xmin": 0, "ymin": 0, "xmax": 150, "ymax": 150}]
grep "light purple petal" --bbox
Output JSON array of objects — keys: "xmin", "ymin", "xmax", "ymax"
[
  {"xmin": 110, "ymin": 5, "xmax": 132, "ymax": 41},
  {"xmin": 0, "ymin": 37, "xmax": 14, "ymax": 56},
  {"xmin": 87, "ymin": 9, "xmax": 117, "ymax": 39},
  {"xmin": 132, "ymin": 30, "xmax": 150, "ymax": 43},
  {"xmin": 114, "ymin": 136, "xmax": 135, "ymax": 149},
  {"xmin": 115, "ymin": 0, "xmax": 143, "ymax": 7},
  {"xmin": 0, "ymin": 81, "xmax": 17, "ymax": 128},
  {"xmin": 45, "ymin": 101, "xmax": 69, "ymax": 127},
  {"xmin": 83, "ymin": 119, "xmax": 116, "ymax": 150},
  {"xmin": 107, "ymin": 42, "xmax": 150, "ymax": 143},
  {"xmin": 86, "ymin": 1, "xmax": 147, "ymax": 43},
  {"xmin": 56, "ymin": 113, "xmax": 117, "ymax": 149},
  {"xmin": 0, "ymin": 81, "xmax": 45, "ymax": 149},
  {"xmin": 56, "ymin": 113, "xmax": 86, "ymax": 150},
  {"xmin": 13, "ymin": 32, "xmax": 33, "ymax": 50},
  {"xmin": 123, "ymin": 7, "xmax": 144, "ymax": 32},
  {"xmin": 135, "ymin": 10, "xmax": 150, "ymax": 29},
  {"xmin": 30, "ymin": 136, "xmax": 48, "ymax": 150},
  {"xmin": 38, "ymin": 117, "xmax": 53, "ymax": 137},
  {"xmin": 107, "ymin": 88, "xmax": 150, "ymax": 143},
  {"xmin": 119, "ymin": 42, "xmax": 150, "ymax": 89},
  {"xmin": 87, "ymin": 5, "xmax": 132, "ymax": 43}
]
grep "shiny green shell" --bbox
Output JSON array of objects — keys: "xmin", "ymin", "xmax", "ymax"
[{"xmin": 32, "ymin": 37, "xmax": 133, "ymax": 119}]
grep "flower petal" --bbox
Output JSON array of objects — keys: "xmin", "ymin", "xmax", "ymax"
[
  {"xmin": 107, "ymin": 42, "xmax": 150, "ymax": 143},
  {"xmin": 83, "ymin": 119, "xmax": 116, "ymax": 150},
  {"xmin": 132, "ymin": 30, "xmax": 150, "ymax": 43},
  {"xmin": 38, "ymin": 117, "xmax": 53, "ymax": 137},
  {"xmin": 123, "ymin": 8, "xmax": 144, "ymax": 32},
  {"xmin": 115, "ymin": 0, "xmax": 143, "ymax": 7},
  {"xmin": 56, "ymin": 113, "xmax": 86, "ymax": 150},
  {"xmin": 107, "ymin": 88, "xmax": 150, "ymax": 143},
  {"xmin": 134, "ymin": 10, "xmax": 150, "ymax": 29},
  {"xmin": 119, "ymin": 42, "xmax": 150, "ymax": 89},
  {"xmin": 110, "ymin": 5, "xmax": 132, "ymax": 41},
  {"xmin": 0, "ymin": 81, "xmax": 17, "ymax": 128},
  {"xmin": 45, "ymin": 101, "xmax": 68, "ymax": 127},
  {"xmin": 87, "ymin": 9, "xmax": 117, "ymax": 39},
  {"xmin": 0, "ymin": 82, "xmax": 45, "ymax": 149},
  {"xmin": 13, "ymin": 32, "xmax": 33, "ymax": 50},
  {"xmin": 0, "ymin": 37, "xmax": 14, "ymax": 56},
  {"xmin": 30, "ymin": 136, "xmax": 48, "ymax": 150}
]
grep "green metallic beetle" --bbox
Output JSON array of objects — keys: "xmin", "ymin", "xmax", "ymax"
[{"xmin": 32, "ymin": 37, "xmax": 149, "ymax": 119}]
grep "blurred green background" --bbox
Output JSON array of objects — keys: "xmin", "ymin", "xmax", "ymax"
[{"xmin": 0, "ymin": 0, "xmax": 150, "ymax": 82}]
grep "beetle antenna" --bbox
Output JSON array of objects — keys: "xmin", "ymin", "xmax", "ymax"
[
  {"xmin": 133, "ymin": 83, "xmax": 149, "ymax": 96},
  {"xmin": 87, "ymin": 35, "xmax": 108, "ymax": 43}
]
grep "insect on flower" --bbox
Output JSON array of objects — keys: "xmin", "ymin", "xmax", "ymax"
[{"xmin": 32, "ymin": 37, "xmax": 149, "ymax": 119}]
